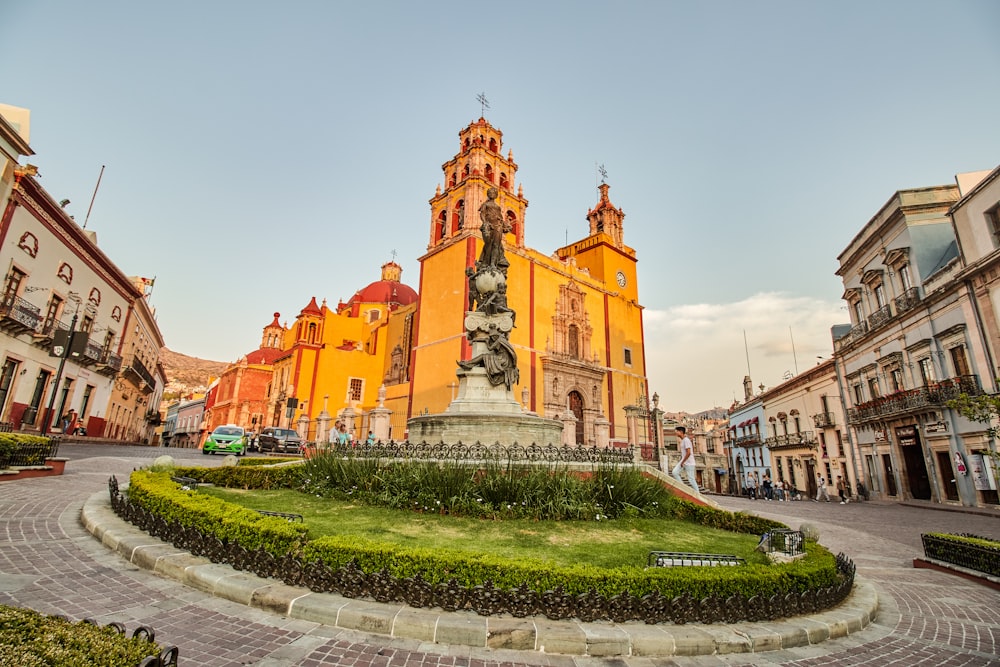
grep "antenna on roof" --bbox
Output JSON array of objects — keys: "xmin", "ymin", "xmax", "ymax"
[{"xmin": 82, "ymin": 165, "xmax": 105, "ymax": 230}]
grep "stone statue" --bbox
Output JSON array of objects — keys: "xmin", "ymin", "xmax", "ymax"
[
  {"xmin": 477, "ymin": 187, "xmax": 509, "ymax": 273},
  {"xmin": 457, "ymin": 323, "xmax": 520, "ymax": 390}
]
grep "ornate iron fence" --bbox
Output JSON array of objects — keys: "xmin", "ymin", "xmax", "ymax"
[
  {"xmin": 316, "ymin": 440, "xmax": 636, "ymax": 465},
  {"xmin": 0, "ymin": 439, "xmax": 60, "ymax": 468},
  {"xmin": 921, "ymin": 533, "xmax": 1000, "ymax": 577},
  {"xmin": 108, "ymin": 476, "xmax": 856, "ymax": 625},
  {"xmin": 53, "ymin": 615, "xmax": 178, "ymax": 666}
]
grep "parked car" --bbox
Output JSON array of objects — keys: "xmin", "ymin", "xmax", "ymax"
[
  {"xmin": 203, "ymin": 425, "xmax": 247, "ymax": 456},
  {"xmin": 257, "ymin": 427, "xmax": 303, "ymax": 454}
]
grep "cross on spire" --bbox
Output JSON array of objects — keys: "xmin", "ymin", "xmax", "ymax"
[
  {"xmin": 476, "ymin": 92, "xmax": 490, "ymax": 117},
  {"xmin": 390, "ymin": 248, "xmax": 398, "ymax": 262}
]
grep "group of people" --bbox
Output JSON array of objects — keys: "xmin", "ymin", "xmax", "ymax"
[
  {"xmin": 327, "ymin": 422, "xmax": 379, "ymax": 447},
  {"xmin": 743, "ymin": 472, "xmax": 799, "ymax": 501}
]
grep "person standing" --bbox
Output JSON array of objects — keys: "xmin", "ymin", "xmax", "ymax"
[
  {"xmin": 746, "ymin": 472, "xmax": 757, "ymax": 500},
  {"xmin": 671, "ymin": 426, "xmax": 699, "ymax": 493},
  {"xmin": 836, "ymin": 475, "xmax": 849, "ymax": 504}
]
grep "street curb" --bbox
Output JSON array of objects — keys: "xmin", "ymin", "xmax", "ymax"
[{"xmin": 80, "ymin": 489, "xmax": 879, "ymax": 658}]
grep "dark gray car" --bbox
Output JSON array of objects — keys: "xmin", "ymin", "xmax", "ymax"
[{"xmin": 257, "ymin": 427, "xmax": 303, "ymax": 454}]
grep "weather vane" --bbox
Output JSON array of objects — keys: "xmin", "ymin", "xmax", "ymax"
[
  {"xmin": 598, "ymin": 163, "xmax": 608, "ymax": 184},
  {"xmin": 477, "ymin": 92, "xmax": 490, "ymax": 117}
]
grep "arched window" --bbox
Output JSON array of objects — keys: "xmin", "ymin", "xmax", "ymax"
[
  {"xmin": 506, "ymin": 210, "xmax": 518, "ymax": 240},
  {"xmin": 568, "ymin": 324, "xmax": 580, "ymax": 358},
  {"xmin": 463, "ymin": 139, "xmax": 470, "ymax": 151},
  {"xmin": 449, "ymin": 172, "xmax": 457, "ymax": 188},
  {"xmin": 436, "ymin": 210, "xmax": 447, "ymax": 242},
  {"xmin": 569, "ymin": 391, "xmax": 585, "ymax": 444},
  {"xmin": 462, "ymin": 163, "xmax": 470, "ymax": 178},
  {"xmin": 499, "ymin": 172, "xmax": 509, "ymax": 189},
  {"xmin": 484, "ymin": 164, "xmax": 494, "ymax": 183},
  {"xmin": 489, "ymin": 138, "xmax": 498, "ymax": 152}
]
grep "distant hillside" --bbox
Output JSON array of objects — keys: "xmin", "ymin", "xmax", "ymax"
[{"xmin": 159, "ymin": 348, "xmax": 228, "ymax": 389}]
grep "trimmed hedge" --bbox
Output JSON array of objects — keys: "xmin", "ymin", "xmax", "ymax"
[
  {"xmin": 127, "ymin": 468, "xmax": 841, "ymax": 603},
  {"xmin": 922, "ymin": 532, "xmax": 1000, "ymax": 577},
  {"xmin": 127, "ymin": 471, "xmax": 308, "ymax": 556},
  {"xmin": 0, "ymin": 604, "xmax": 162, "ymax": 666}
]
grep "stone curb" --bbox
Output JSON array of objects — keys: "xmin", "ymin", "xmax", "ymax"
[{"xmin": 80, "ymin": 490, "xmax": 879, "ymax": 658}]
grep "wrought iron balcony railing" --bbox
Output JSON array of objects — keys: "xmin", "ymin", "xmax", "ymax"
[
  {"xmin": 97, "ymin": 350, "xmax": 123, "ymax": 376},
  {"xmin": 846, "ymin": 375, "xmax": 983, "ymax": 424},
  {"xmin": 868, "ymin": 304, "xmax": 893, "ymax": 329},
  {"xmin": 812, "ymin": 411, "xmax": 836, "ymax": 428},
  {"xmin": 0, "ymin": 295, "xmax": 42, "ymax": 334},
  {"xmin": 763, "ymin": 431, "xmax": 817, "ymax": 450},
  {"xmin": 125, "ymin": 356, "xmax": 156, "ymax": 390},
  {"xmin": 893, "ymin": 287, "xmax": 921, "ymax": 315}
]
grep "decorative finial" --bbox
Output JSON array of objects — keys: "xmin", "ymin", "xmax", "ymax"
[{"xmin": 476, "ymin": 92, "xmax": 490, "ymax": 117}]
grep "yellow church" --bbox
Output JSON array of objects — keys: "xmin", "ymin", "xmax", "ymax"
[{"xmin": 263, "ymin": 117, "xmax": 649, "ymax": 447}]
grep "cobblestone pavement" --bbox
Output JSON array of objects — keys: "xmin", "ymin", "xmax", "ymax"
[{"xmin": 1, "ymin": 443, "xmax": 998, "ymax": 666}]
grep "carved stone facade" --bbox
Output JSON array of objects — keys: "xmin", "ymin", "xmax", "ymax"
[{"xmin": 541, "ymin": 282, "xmax": 607, "ymax": 445}]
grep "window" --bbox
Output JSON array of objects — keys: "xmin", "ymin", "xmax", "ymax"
[
  {"xmin": 873, "ymin": 284, "xmax": 886, "ymax": 308},
  {"xmin": 918, "ymin": 357, "xmax": 935, "ymax": 385},
  {"xmin": 368, "ymin": 309, "xmax": 381, "ymax": 323},
  {"xmin": 987, "ymin": 204, "xmax": 1000, "ymax": 248},
  {"xmin": 82, "ymin": 315, "xmax": 94, "ymax": 333},
  {"xmin": 348, "ymin": 377, "xmax": 363, "ymax": 402},
  {"xmin": 623, "ymin": 348, "xmax": 632, "ymax": 365},
  {"xmin": 899, "ymin": 265, "xmax": 912, "ymax": 291},
  {"xmin": 42, "ymin": 294, "xmax": 63, "ymax": 332},
  {"xmin": 2, "ymin": 268, "xmax": 26, "ymax": 306},
  {"xmin": 852, "ymin": 301, "xmax": 864, "ymax": 325},
  {"xmin": 793, "ymin": 416, "xmax": 801, "ymax": 433},
  {"xmin": 950, "ymin": 346, "xmax": 970, "ymax": 377},
  {"xmin": 890, "ymin": 368, "xmax": 904, "ymax": 392},
  {"xmin": 868, "ymin": 377, "xmax": 881, "ymax": 399},
  {"xmin": 852, "ymin": 383, "xmax": 864, "ymax": 404},
  {"xmin": 568, "ymin": 324, "xmax": 580, "ymax": 358}
]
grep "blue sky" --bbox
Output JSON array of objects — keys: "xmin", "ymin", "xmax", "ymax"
[{"xmin": 3, "ymin": 1, "xmax": 998, "ymax": 412}]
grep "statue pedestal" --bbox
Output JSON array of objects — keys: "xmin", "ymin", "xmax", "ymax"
[{"xmin": 408, "ymin": 363, "xmax": 563, "ymax": 447}]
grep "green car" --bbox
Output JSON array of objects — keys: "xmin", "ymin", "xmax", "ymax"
[{"xmin": 202, "ymin": 425, "xmax": 247, "ymax": 456}]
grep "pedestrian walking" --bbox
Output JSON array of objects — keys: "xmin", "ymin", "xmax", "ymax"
[
  {"xmin": 746, "ymin": 472, "xmax": 757, "ymax": 500},
  {"xmin": 671, "ymin": 426, "xmax": 699, "ymax": 493},
  {"xmin": 836, "ymin": 475, "xmax": 849, "ymax": 504},
  {"xmin": 816, "ymin": 473, "xmax": 831, "ymax": 502},
  {"xmin": 762, "ymin": 473, "xmax": 773, "ymax": 500}
]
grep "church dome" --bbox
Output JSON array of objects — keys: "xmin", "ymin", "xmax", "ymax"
[{"xmin": 346, "ymin": 261, "xmax": 418, "ymax": 308}]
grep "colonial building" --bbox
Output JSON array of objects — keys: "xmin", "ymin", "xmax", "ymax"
[
  {"xmin": 409, "ymin": 118, "xmax": 647, "ymax": 446},
  {"xmin": 947, "ymin": 165, "xmax": 1000, "ymax": 504},
  {"xmin": 203, "ymin": 313, "xmax": 286, "ymax": 436},
  {"xmin": 242, "ymin": 118, "xmax": 650, "ymax": 447},
  {"xmin": 758, "ymin": 359, "xmax": 855, "ymax": 500},
  {"xmin": 833, "ymin": 179, "xmax": 991, "ymax": 507},
  {"xmin": 0, "ymin": 104, "xmax": 165, "ymax": 439}
]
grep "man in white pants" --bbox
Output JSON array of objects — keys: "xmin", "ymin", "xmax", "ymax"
[{"xmin": 672, "ymin": 426, "xmax": 699, "ymax": 493}]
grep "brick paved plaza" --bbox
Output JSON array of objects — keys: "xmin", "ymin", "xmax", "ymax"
[{"xmin": 1, "ymin": 444, "xmax": 998, "ymax": 666}]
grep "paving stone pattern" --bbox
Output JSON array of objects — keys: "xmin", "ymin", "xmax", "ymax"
[{"xmin": 1, "ymin": 443, "xmax": 998, "ymax": 666}]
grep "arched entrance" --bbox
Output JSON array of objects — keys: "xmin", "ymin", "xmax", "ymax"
[{"xmin": 568, "ymin": 390, "xmax": 584, "ymax": 444}]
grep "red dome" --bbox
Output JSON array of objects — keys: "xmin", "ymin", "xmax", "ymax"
[{"xmin": 347, "ymin": 279, "xmax": 417, "ymax": 308}]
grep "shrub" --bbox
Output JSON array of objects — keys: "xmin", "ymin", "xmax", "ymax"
[
  {"xmin": 127, "ymin": 471, "xmax": 308, "ymax": 555},
  {"xmin": 0, "ymin": 604, "xmax": 162, "ymax": 665}
]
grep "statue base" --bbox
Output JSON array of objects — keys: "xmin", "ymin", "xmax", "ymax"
[{"xmin": 407, "ymin": 367, "xmax": 563, "ymax": 446}]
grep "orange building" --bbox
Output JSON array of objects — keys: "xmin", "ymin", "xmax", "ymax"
[{"xmin": 243, "ymin": 118, "xmax": 649, "ymax": 446}]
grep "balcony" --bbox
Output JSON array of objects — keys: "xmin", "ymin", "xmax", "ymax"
[
  {"xmin": 32, "ymin": 316, "xmax": 69, "ymax": 347},
  {"xmin": 893, "ymin": 287, "xmax": 921, "ymax": 315},
  {"xmin": 0, "ymin": 295, "xmax": 42, "ymax": 335},
  {"xmin": 124, "ymin": 356, "xmax": 156, "ymax": 391},
  {"xmin": 79, "ymin": 340, "xmax": 104, "ymax": 366},
  {"xmin": 812, "ymin": 411, "xmax": 836, "ymax": 428},
  {"xmin": 846, "ymin": 375, "xmax": 983, "ymax": 425},
  {"xmin": 735, "ymin": 433, "xmax": 761, "ymax": 446},
  {"xmin": 868, "ymin": 304, "xmax": 893, "ymax": 329},
  {"xmin": 764, "ymin": 431, "xmax": 817, "ymax": 450},
  {"xmin": 96, "ymin": 350, "xmax": 123, "ymax": 377}
]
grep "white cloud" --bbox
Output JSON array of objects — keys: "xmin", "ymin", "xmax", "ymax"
[{"xmin": 645, "ymin": 293, "xmax": 846, "ymax": 413}]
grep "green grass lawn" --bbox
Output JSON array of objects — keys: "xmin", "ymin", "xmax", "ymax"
[{"xmin": 197, "ymin": 486, "xmax": 768, "ymax": 569}]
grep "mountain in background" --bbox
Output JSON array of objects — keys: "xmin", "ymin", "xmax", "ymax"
[{"xmin": 158, "ymin": 347, "xmax": 227, "ymax": 395}]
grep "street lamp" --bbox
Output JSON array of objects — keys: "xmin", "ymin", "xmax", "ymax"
[{"xmin": 41, "ymin": 293, "xmax": 82, "ymax": 436}]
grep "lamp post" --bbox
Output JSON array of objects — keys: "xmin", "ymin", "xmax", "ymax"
[{"xmin": 41, "ymin": 295, "xmax": 81, "ymax": 437}]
